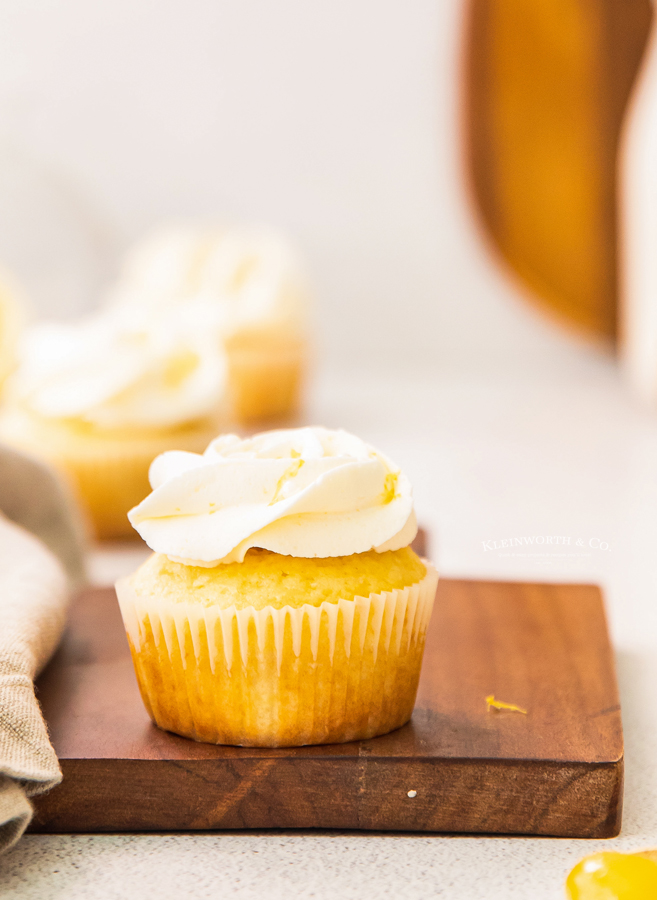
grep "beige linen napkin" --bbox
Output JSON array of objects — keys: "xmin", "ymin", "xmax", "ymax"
[
  {"xmin": 0, "ymin": 445, "xmax": 87, "ymax": 851},
  {"xmin": 0, "ymin": 445, "xmax": 86, "ymax": 588}
]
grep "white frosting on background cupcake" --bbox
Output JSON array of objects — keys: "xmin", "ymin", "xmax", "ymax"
[
  {"xmin": 129, "ymin": 426, "xmax": 417, "ymax": 566},
  {"xmin": 109, "ymin": 225, "xmax": 309, "ymax": 340},
  {"xmin": 10, "ymin": 300, "xmax": 227, "ymax": 429}
]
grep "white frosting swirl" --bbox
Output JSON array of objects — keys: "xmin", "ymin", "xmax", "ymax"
[
  {"xmin": 129, "ymin": 427, "xmax": 417, "ymax": 565},
  {"xmin": 109, "ymin": 225, "xmax": 309, "ymax": 339},
  {"xmin": 11, "ymin": 301, "xmax": 226, "ymax": 429}
]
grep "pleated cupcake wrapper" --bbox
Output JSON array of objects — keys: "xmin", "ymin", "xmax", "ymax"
[
  {"xmin": 116, "ymin": 562, "xmax": 438, "ymax": 677},
  {"xmin": 226, "ymin": 347, "xmax": 304, "ymax": 421},
  {"xmin": 53, "ymin": 450, "xmax": 162, "ymax": 540}
]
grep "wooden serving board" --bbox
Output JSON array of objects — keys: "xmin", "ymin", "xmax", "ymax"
[{"xmin": 30, "ymin": 564, "xmax": 623, "ymax": 837}]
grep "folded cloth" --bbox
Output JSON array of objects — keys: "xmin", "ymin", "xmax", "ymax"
[
  {"xmin": 0, "ymin": 515, "xmax": 68, "ymax": 851},
  {"xmin": 0, "ymin": 445, "xmax": 87, "ymax": 588},
  {"xmin": 0, "ymin": 450, "xmax": 78, "ymax": 851}
]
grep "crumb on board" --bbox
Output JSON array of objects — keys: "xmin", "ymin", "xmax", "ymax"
[
  {"xmin": 485, "ymin": 694, "xmax": 527, "ymax": 715},
  {"xmin": 407, "ymin": 790, "xmax": 417, "ymax": 798}
]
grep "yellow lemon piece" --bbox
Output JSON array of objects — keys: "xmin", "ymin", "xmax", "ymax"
[
  {"xmin": 485, "ymin": 694, "xmax": 527, "ymax": 714},
  {"xmin": 566, "ymin": 851, "xmax": 657, "ymax": 899}
]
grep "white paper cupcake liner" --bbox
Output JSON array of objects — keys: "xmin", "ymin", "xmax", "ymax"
[{"xmin": 115, "ymin": 561, "xmax": 438, "ymax": 747}]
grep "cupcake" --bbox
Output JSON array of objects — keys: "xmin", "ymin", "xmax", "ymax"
[
  {"xmin": 0, "ymin": 302, "xmax": 227, "ymax": 539},
  {"xmin": 117, "ymin": 426, "xmax": 438, "ymax": 747},
  {"xmin": 109, "ymin": 225, "xmax": 310, "ymax": 422}
]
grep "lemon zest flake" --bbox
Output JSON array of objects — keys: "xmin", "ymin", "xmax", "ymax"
[
  {"xmin": 382, "ymin": 472, "xmax": 397, "ymax": 504},
  {"xmin": 269, "ymin": 459, "xmax": 305, "ymax": 504},
  {"xmin": 486, "ymin": 694, "xmax": 527, "ymax": 715}
]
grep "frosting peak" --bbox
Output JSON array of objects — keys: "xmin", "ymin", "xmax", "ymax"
[{"xmin": 129, "ymin": 427, "xmax": 417, "ymax": 565}]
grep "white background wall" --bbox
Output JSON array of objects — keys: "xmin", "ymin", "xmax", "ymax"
[{"xmin": 0, "ymin": 0, "xmax": 604, "ymax": 376}]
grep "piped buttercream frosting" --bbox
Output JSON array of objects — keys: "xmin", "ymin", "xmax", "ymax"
[{"xmin": 128, "ymin": 426, "xmax": 417, "ymax": 566}]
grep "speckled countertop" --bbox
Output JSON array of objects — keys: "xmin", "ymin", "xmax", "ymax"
[{"xmin": 2, "ymin": 355, "xmax": 657, "ymax": 899}]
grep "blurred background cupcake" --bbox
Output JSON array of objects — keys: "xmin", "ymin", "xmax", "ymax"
[
  {"xmin": 0, "ymin": 224, "xmax": 311, "ymax": 539},
  {"xmin": 108, "ymin": 225, "xmax": 310, "ymax": 422}
]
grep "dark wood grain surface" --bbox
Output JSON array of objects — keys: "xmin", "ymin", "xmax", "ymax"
[{"xmin": 30, "ymin": 553, "xmax": 623, "ymax": 836}]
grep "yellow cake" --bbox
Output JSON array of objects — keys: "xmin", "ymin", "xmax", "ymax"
[
  {"xmin": 131, "ymin": 546, "xmax": 427, "ymax": 609},
  {"xmin": 118, "ymin": 426, "xmax": 438, "ymax": 748}
]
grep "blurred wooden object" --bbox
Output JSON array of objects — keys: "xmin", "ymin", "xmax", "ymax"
[{"xmin": 465, "ymin": 0, "xmax": 652, "ymax": 341}]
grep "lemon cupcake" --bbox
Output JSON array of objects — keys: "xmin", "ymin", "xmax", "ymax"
[
  {"xmin": 117, "ymin": 427, "xmax": 438, "ymax": 747},
  {"xmin": 109, "ymin": 225, "xmax": 309, "ymax": 423},
  {"xmin": 0, "ymin": 303, "xmax": 227, "ymax": 539}
]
